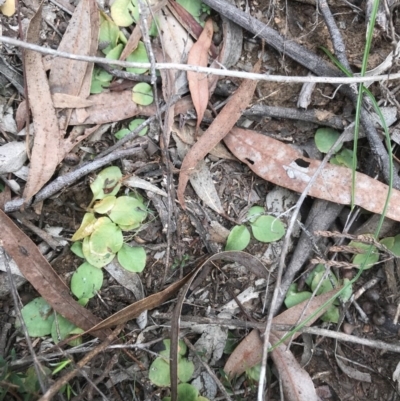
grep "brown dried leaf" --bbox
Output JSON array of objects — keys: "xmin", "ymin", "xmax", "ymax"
[
  {"xmin": 69, "ymin": 90, "xmax": 157, "ymax": 125},
  {"xmin": 178, "ymin": 61, "xmax": 260, "ymax": 207},
  {"xmin": 187, "ymin": 18, "xmax": 213, "ymax": 131},
  {"xmin": 270, "ymin": 332, "xmax": 318, "ymax": 401},
  {"xmin": 74, "ymin": 0, "xmax": 99, "ymax": 126},
  {"xmin": 15, "ymin": 100, "xmax": 28, "ymax": 132},
  {"xmin": 23, "ymin": 5, "xmax": 63, "ymax": 201},
  {"xmin": 119, "ymin": 24, "xmax": 142, "ymax": 61},
  {"xmin": 0, "ymin": 210, "xmax": 109, "ymax": 339},
  {"xmin": 224, "ymin": 127, "xmax": 400, "ymax": 222},
  {"xmin": 48, "ymin": 0, "xmax": 95, "ymax": 129},
  {"xmin": 52, "ymin": 93, "xmax": 94, "ymax": 108}
]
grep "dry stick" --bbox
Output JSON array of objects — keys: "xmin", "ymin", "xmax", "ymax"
[
  {"xmin": 38, "ymin": 325, "xmax": 123, "ymax": 401},
  {"xmin": 182, "ymin": 337, "xmax": 233, "ymax": 401},
  {"xmin": 4, "ymin": 145, "xmax": 144, "ymax": 212},
  {"xmin": 243, "ymin": 104, "xmax": 346, "ymax": 130},
  {"xmin": 1, "ymin": 247, "xmax": 48, "ymax": 394},
  {"xmin": 200, "ymin": 0, "xmax": 400, "ymax": 189},
  {"xmin": 1, "ymin": 36, "xmax": 400, "ymax": 84}
]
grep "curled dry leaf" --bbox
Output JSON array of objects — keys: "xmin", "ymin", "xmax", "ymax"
[
  {"xmin": 187, "ymin": 18, "xmax": 213, "ymax": 132},
  {"xmin": 178, "ymin": 61, "xmax": 261, "ymax": 207},
  {"xmin": 224, "ymin": 127, "xmax": 400, "ymax": 222},
  {"xmin": 23, "ymin": 5, "xmax": 63, "ymax": 201}
]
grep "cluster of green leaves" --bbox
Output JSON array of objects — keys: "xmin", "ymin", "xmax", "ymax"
[
  {"xmin": 285, "ymin": 234, "xmax": 400, "ymax": 323},
  {"xmin": 16, "ymin": 166, "xmax": 148, "ymax": 343},
  {"xmin": 115, "ymin": 118, "xmax": 148, "ymax": 140},
  {"xmin": 225, "ymin": 206, "xmax": 286, "ymax": 251},
  {"xmin": 285, "ymin": 265, "xmax": 352, "ymax": 323},
  {"xmin": 148, "ymin": 339, "xmax": 209, "ymax": 401},
  {"xmin": 314, "ymin": 127, "xmax": 354, "ymax": 168},
  {"xmin": 91, "ymin": 11, "xmax": 154, "ymax": 104},
  {"xmin": 70, "ymin": 166, "xmax": 147, "ymax": 303}
]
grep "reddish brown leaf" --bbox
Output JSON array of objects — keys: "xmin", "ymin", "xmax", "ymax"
[
  {"xmin": 23, "ymin": 5, "xmax": 63, "ymax": 201},
  {"xmin": 15, "ymin": 100, "xmax": 28, "ymax": 132},
  {"xmin": 187, "ymin": 18, "xmax": 213, "ymax": 132},
  {"xmin": 224, "ymin": 127, "xmax": 400, "ymax": 222},
  {"xmin": 178, "ymin": 61, "xmax": 260, "ymax": 208},
  {"xmin": 0, "ymin": 210, "xmax": 109, "ymax": 339},
  {"xmin": 48, "ymin": 0, "xmax": 94, "ymax": 129},
  {"xmin": 270, "ymin": 332, "xmax": 318, "ymax": 401}
]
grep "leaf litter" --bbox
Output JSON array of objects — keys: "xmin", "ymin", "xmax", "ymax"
[{"xmin": 2, "ymin": 0, "xmax": 400, "ymax": 399}]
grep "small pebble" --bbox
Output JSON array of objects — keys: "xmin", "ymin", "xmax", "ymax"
[
  {"xmin": 372, "ymin": 312, "xmax": 386, "ymax": 326},
  {"xmin": 361, "ymin": 301, "xmax": 374, "ymax": 315},
  {"xmin": 385, "ymin": 304, "xmax": 397, "ymax": 318},
  {"xmin": 365, "ymin": 289, "xmax": 380, "ymax": 301},
  {"xmin": 342, "ymin": 322, "xmax": 356, "ymax": 335}
]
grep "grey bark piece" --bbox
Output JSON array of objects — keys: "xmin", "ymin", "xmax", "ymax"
[{"xmin": 271, "ymin": 199, "xmax": 344, "ymax": 315}]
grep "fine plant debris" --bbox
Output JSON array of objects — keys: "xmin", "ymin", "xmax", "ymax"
[{"xmin": 1, "ymin": 0, "xmax": 400, "ymax": 400}]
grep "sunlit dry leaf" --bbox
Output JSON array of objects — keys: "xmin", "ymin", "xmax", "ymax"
[
  {"xmin": 49, "ymin": 0, "xmax": 95, "ymax": 128},
  {"xmin": 0, "ymin": 209, "xmax": 109, "ymax": 339},
  {"xmin": 187, "ymin": 19, "xmax": 213, "ymax": 132},
  {"xmin": 225, "ymin": 127, "xmax": 400, "ymax": 222},
  {"xmin": 0, "ymin": 0, "xmax": 15, "ymax": 16},
  {"xmin": 23, "ymin": 5, "xmax": 63, "ymax": 201},
  {"xmin": 178, "ymin": 61, "xmax": 261, "ymax": 208}
]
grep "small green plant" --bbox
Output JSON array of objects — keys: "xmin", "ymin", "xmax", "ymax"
[
  {"xmin": 314, "ymin": 127, "xmax": 354, "ymax": 168},
  {"xmin": 225, "ymin": 206, "xmax": 286, "ymax": 251},
  {"xmin": 284, "ymin": 264, "xmax": 353, "ymax": 323},
  {"xmin": 148, "ymin": 339, "xmax": 209, "ymax": 401},
  {"xmin": 115, "ymin": 118, "xmax": 148, "ymax": 139}
]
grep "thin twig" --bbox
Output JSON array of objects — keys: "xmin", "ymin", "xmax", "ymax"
[{"xmin": 1, "ymin": 36, "xmax": 400, "ymax": 84}]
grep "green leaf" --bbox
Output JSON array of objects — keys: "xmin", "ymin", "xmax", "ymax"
[
  {"xmin": 110, "ymin": 0, "xmax": 139, "ymax": 26},
  {"xmin": 115, "ymin": 128, "xmax": 130, "ymax": 140},
  {"xmin": 314, "ymin": 127, "xmax": 342, "ymax": 154},
  {"xmin": 250, "ymin": 215, "xmax": 285, "ymax": 243},
  {"xmin": 51, "ymin": 314, "xmax": 77, "ymax": 343},
  {"xmin": 90, "ymin": 67, "xmax": 112, "ymax": 94},
  {"xmin": 132, "ymin": 82, "xmax": 154, "ymax": 105},
  {"xmin": 70, "ymin": 241, "xmax": 84, "ymax": 258},
  {"xmin": 176, "ymin": 0, "xmax": 205, "ymax": 24},
  {"xmin": 117, "ymin": 244, "xmax": 146, "ymax": 272},
  {"xmin": 90, "ymin": 166, "xmax": 122, "ymax": 200},
  {"xmin": 126, "ymin": 42, "xmax": 149, "ymax": 74},
  {"xmin": 247, "ymin": 206, "xmax": 264, "ymax": 223},
  {"xmin": 349, "ymin": 240, "xmax": 379, "ymax": 269},
  {"xmin": 176, "ymin": 383, "xmax": 198, "ymax": 401},
  {"xmin": 149, "ymin": 357, "xmax": 170, "ymax": 386},
  {"xmin": 99, "ymin": 17, "xmax": 120, "ymax": 55},
  {"xmin": 178, "ymin": 358, "xmax": 194, "ymax": 383},
  {"xmin": 83, "ymin": 219, "xmax": 123, "ymax": 268},
  {"xmin": 108, "ymin": 195, "xmax": 148, "ymax": 227},
  {"xmin": 225, "ymin": 225, "xmax": 250, "ymax": 251},
  {"xmin": 246, "ymin": 363, "xmax": 262, "ymax": 382},
  {"xmin": 93, "ymin": 195, "xmax": 117, "ymax": 215},
  {"xmin": 71, "ymin": 262, "xmax": 104, "ymax": 299},
  {"xmin": 330, "ymin": 148, "xmax": 353, "ymax": 168},
  {"xmin": 284, "ymin": 283, "xmax": 312, "ymax": 309},
  {"xmin": 321, "ymin": 305, "xmax": 340, "ymax": 323},
  {"xmin": 381, "ymin": 234, "xmax": 400, "ymax": 256},
  {"xmin": 159, "ymin": 339, "xmax": 186, "ymax": 358},
  {"xmin": 106, "ymin": 43, "xmax": 123, "ymax": 61},
  {"xmin": 71, "ymin": 213, "xmax": 97, "ymax": 241},
  {"xmin": 310, "ymin": 270, "xmax": 338, "ymax": 295},
  {"xmin": 128, "ymin": 118, "xmax": 148, "ymax": 136},
  {"xmin": 17, "ymin": 297, "xmax": 55, "ymax": 337}
]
